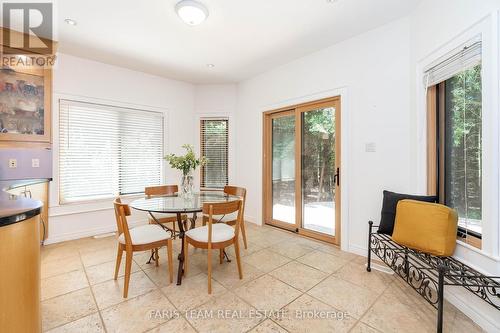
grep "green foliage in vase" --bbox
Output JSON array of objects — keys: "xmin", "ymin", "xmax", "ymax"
[{"xmin": 164, "ymin": 144, "xmax": 208, "ymax": 175}]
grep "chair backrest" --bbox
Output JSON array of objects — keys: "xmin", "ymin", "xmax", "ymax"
[
  {"xmin": 113, "ymin": 198, "xmax": 132, "ymax": 246},
  {"xmin": 224, "ymin": 185, "xmax": 246, "ymax": 216},
  {"xmin": 145, "ymin": 185, "xmax": 178, "ymax": 198},
  {"xmin": 202, "ymin": 200, "xmax": 242, "ymax": 243}
]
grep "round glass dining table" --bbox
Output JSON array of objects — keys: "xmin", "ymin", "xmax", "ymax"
[{"xmin": 129, "ymin": 191, "xmax": 241, "ymax": 285}]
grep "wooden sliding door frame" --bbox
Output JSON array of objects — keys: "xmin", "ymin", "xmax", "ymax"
[
  {"xmin": 263, "ymin": 96, "xmax": 341, "ymax": 245},
  {"xmin": 262, "ymin": 109, "xmax": 298, "ymax": 232},
  {"xmin": 297, "ymin": 98, "xmax": 341, "ymax": 245}
]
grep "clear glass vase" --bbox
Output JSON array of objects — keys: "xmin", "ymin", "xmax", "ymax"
[{"xmin": 181, "ymin": 171, "xmax": 194, "ymax": 198}]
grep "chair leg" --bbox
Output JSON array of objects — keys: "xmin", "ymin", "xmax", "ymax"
[
  {"xmin": 240, "ymin": 220, "xmax": 248, "ymax": 250},
  {"xmin": 207, "ymin": 247, "xmax": 212, "ymax": 294},
  {"xmin": 234, "ymin": 240, "xmax": 243, "ymax": 280},
  {"xmin": 154, "ymin": 248, "xmax": 159, "ymax": 267},
  {"xmin": 183, "ymin": 239, "xmax": 189, "ymax": 277},
  {"xmin": 167, "ymin": 239, "xmax": 173, "ymax": 283},
  {"xmin": 114, "ymin": 246, "xmax": 123, "ymax": 280},
  {"xmin": 219, "ymin": 248, "xmax": 224, "ymax": 264},
  {"xmin": 123, "ymin": 250, "xmax": 132, "ymax": 298}
]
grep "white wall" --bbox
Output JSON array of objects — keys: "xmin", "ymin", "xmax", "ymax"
[
  {"xmin": 235, "ymin": 17, "xmax": 412, "ymax": 254},
  {"xmin": 47, "ymin": 53, "xmax": 196, "ymax": 243},
  {"xmin": 194, "ymin": 84, "xmax": 237, "ymax": 115},
  {"xmin": 194, "ymin": 84, "xmax": 238, "ymax": 186}
]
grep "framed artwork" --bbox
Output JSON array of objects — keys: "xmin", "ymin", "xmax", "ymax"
[{"xmin": 0, "ymin": 66, "xmax": 51, "ymax": 143}]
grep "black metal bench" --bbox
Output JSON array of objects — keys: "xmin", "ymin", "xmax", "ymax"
[{"xmin": 366, "ymin": 221, "xmax": 500, "ymax": 333}]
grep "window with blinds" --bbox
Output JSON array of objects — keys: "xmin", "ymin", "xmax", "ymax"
[
  {"xmin": 424, "ymin": 36, "xmax": 481, "ymax": 86},
  {"xmin": 200, "ymin": 118, "xmax": 228, "ymax": 189},
  {"xmin": 59, "ymin": 99, "xmax": 164, "ymax": 204},
  {"xmin": 425, "ymin": 36, "xmax": 483, "ymax": 248}
]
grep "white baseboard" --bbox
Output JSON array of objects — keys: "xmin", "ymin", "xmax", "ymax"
[
  {"xmin": 349, "ymin": 243, "xmax": 369, "ymax": 257},
  {"xmin": 45, "ymin": 215, "xmax": 258, "ymax": 245},
  {"xmin": 243, "ymin": 215, "xmax": 261, "ymax": 226},
  {"xmin": 349, "ymin": 242, "xmax": 499, "ymax": 332},
  {"xmin": 444, "ymin": 287, "xmax": 500, "ymax": 332},
  {"xmin": 44, "ymin": 219, "xmax": 147, "ymax": 245}
]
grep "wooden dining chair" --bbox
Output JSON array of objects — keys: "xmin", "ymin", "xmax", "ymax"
[
  {"xmin": 113, "ymin": 198, "xmax": 174, "ymax": 298},
  {"xmin": 145, "ymin": 185, "xmax": 188, "ymax": 236},
  {"xmin": 184, "ymin": 200, "xmax": 243, "ymax": 294},
  {"xmin": 202, "ymin": 186, "xmax": 248, "ymax": 249}
]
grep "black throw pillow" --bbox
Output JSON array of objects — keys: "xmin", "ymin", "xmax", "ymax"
[{"xmin": 377, "ymin": 190, "xmax": 437, "ymax": 235}]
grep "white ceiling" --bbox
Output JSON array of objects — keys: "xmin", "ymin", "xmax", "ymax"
[{"xmin": 55, "ymin": 0, "xmax": 421, "ymax": 84}]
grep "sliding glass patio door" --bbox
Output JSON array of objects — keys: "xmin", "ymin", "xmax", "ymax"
[{"xmin": 263, "ymin": 97, "xmax": 341, "ymax": 245}]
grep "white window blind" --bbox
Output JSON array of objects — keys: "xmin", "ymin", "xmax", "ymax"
[
  {"xmin": 200, "ymin": 118, "xmax": 228, "ymax": 189},
  {"xmin": 424, "ymin": 36, "xmax": 482, "ymax": 87},
  {"xmin": 59, "ymin": 99, "xmax": 164, "ymax": 204}
]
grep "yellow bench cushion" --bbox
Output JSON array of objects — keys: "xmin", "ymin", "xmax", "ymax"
[{"xmin": 392, "ymin": 199, "xmax": 458, "ymax": 256}]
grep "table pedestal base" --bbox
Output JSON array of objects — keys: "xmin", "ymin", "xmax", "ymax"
[{"xmin": 145, "ymin": 210, "xmax": 231, "ymax": 285}]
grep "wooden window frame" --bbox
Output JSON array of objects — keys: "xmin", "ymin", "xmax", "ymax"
[{"xmin": 427, "ymin": 83, "xmax": 482, "ymax": 249}]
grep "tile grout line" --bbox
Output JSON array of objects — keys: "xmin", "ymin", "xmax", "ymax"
[
  {"xmin": 79, "ymin": 247, "xmax": 109, "ymax": 333},
  {"xmin": 42, "ymin": 225, "xmax": 469, "ymax": 333},
  {"xmin": 347, "ymin": 278, "xmax": 397, "ymax": 332},
  {"xmin": 141, "ymin": 247, "xmax": 203, "ymax": 333},
  {"xmin": 259, "ymin": 250, "xmax": 388, "ymax": 332},
  {"xmin": 150, "ymin": 237, "xmax": 291, "ymax": 332},
  {"xmin": 132, "ymin": 246, "xmax": 201, "ymax": 333},
  {"xmin": 40, "ymin": 251, "xmax": 107, "ymax": 332},
  {"xmin": 43, "ymin": 232, "xmax": 330, "ymax": 332}
]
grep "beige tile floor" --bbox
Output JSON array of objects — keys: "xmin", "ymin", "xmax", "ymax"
[{"xmin": 41, "ymin": 222, "xmax": 484, "ymax": 333}]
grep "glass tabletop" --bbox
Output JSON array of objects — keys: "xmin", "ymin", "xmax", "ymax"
[{"xmin": 129, "ymin": 192, "xmax": 241, "ymax": 214}]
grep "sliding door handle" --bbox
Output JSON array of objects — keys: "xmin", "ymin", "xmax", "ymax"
[{"xmin": 334, "ymin": 167, "xmax": 340, "ymax": 187}]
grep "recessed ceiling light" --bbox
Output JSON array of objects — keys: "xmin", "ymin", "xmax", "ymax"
[
  {"xmin": 64, "ymin": 18, "xmax": 77, "ymax": 26},
  {"xmin": 206, "ymin": 63, "xmax": 215, "ymax": 68},
  {"xmin": 326, "ymin": 0, "xmax": 339, "ymax": 3},
  {"xmin": 175, "ymin": 0, "xmax": 209, "ymax": 26}
]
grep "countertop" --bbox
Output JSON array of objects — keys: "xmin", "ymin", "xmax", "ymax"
[{"xmin": 0, "ymin": 179, "xmax": 49, "ymax": 227}]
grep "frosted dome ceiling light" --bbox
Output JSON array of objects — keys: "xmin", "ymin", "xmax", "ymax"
[{"xmin": 175, "ymin": 0, "xmax": 209, "ymax": 26}]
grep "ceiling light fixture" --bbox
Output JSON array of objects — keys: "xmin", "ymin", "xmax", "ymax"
[
  {"xmin": 206, "ymin": 63, "xmax": 215, "ymax": 68},
  {"xmin": 175, "ymin": 0, "xmax": 209, "ymax": 26},
  {"xmin": 64, "ymin": 18, "xmax": 77, "ymax": 26}
]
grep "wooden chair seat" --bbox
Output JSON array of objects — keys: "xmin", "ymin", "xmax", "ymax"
[
  {"xmin": 202, "ymin": 186, "xmax": 248, "ymax": 249},
  {"xmin": 114, "ymin": 198, "xmax": 174, "ymax": 298},
  {"xmin": 185, "ymin": 200, "xmax": 243, "ymax": 294},
  {"xmin": 118, "ymin": 225, "xmax": 172, "ymax": 245},
  {"xmin": 145, "ymin": 185, "xmax": 188, "ymax": 238}
]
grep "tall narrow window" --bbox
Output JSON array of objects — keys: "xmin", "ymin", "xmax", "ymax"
[
  {"xmin": 444, "ymin": 65, "xmax": 482, "ymax": 238},
  {"xmin": 426, "ymin": 37, "xmax": 482, "ymax": 248},
  {"xmin": 200, "ymin": 118, "xmax": 228, "ymax": 189},
  {"xmin": 59, "ymin": 99, "xmax": 163, "ymax": 203}
]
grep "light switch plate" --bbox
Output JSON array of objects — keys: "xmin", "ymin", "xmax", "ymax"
[
  {"xmin": 32, "ymin": 158, "xmax": 40, "ymax": 168},
  {"xmin": 365, "ymin": 142, "xmax": 376, "ymax": 153},
  {"xmin": 8, "ymin": 158, "xmax": 17, "ymax": 168}
]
